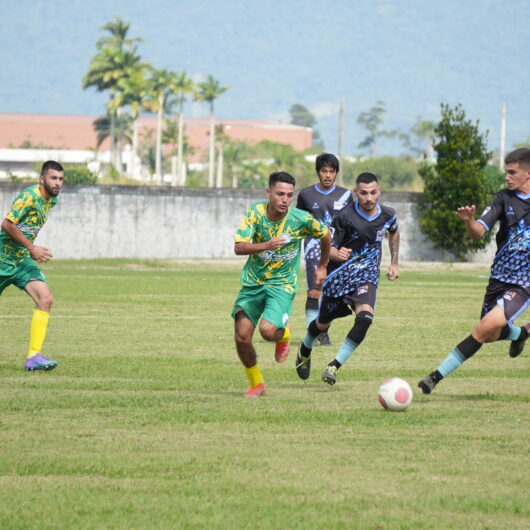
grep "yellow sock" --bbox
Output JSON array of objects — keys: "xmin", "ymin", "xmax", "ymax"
[
  {"xmin": 245, "ymin": 364, "xmax": 264, "ymax": 388},
  {"xmin": 277, "ymin": 326, "xmax": 290, "ymax": 343},
  {"xmin": 28, "ymin": 310, "xmax": 50, "ymax": 357}
]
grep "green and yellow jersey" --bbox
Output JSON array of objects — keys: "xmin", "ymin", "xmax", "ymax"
[
  {"xmin": 235, "ymin": 201, "xmax": 328, "ymax": 294},
  {"xmin": 0, "ymin": 185, "xmax": 58, "ymax": 265}
]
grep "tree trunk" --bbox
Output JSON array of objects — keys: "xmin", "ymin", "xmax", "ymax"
[
  {"xmin": 216, "ymin": 141, "xmax": 223, "ymax": 188},
  {"xmin": 155, "ymin": 93, "xmax": 164, "ymax": 185},
  {"xmin": 208, "ymin": 104, "xmax": 215, "ymax": 187},
  {"xmin": 131, "ymin": 118, "xmax": 138, "ymax": 180},
  {"xmin": 177, "ymin": 105, "xmax": 184, "ymax": 186}
]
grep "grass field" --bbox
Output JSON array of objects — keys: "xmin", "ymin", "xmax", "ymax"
[{"xmin": 1, "ymin": 260, "xmax": 529, "ymax": 529}]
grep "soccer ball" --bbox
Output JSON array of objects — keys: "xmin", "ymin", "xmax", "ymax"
[{"xmin": 378, "ymin": 377, "xmax": 413, "ymax": 411}]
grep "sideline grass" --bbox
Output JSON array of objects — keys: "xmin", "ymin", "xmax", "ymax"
[{"xmin": 0, "ymin": 260, "xmax": 528, "ymax": 529}]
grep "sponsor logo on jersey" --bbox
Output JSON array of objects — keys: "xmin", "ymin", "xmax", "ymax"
[
  {"xmin": 312, "ymin": 202, "xmax": 320, "ymax": 210},
  {"xmin": 481, "ymin": 206, "xmax": 491, "ymax": 216},
  {"xmin": 506, "ymin": 206, "xmax": 515, "ymax": 217},
  {"xmin": 503, "ymin": 291, "xmax": 516, "ymax": 301},
  {"xmin": 261, "ymin": 248, "xmax": 300, "ymax": 261}
]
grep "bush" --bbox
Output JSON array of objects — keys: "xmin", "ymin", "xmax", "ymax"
[{"xmin": 63, "ymin": 164, "xmax": 98, "ymax": 184}]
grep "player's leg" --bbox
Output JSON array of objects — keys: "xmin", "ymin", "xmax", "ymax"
[
  {"xmin": 232, "ymin": 287, "xmax": 266, "ymax": 397},
  {"xmin": 322, "ymin": 285, "xmax": 376, "ymax": 386},
  {"xmin": 305, "ymin": 258, "xmax": 331, "ymax": 345},
  {"xmin": 418, "ymin": 305, "xmax": 505, "ymax": 394},
  {"xmin": 20, "ymin": 264, "xmax": 57, "ymax": 371},
  {"xmin": 295, "ymin": 295, "xmax": 344, "ymax": 380},
  {"xmin": 492, "ymin": 288, "xmax": 530, "ymax": 358},
  {"xmin": 259, "ymin": 286, "xmax": 294, "ymax": 363}
]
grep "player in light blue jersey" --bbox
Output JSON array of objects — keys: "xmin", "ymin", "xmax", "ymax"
[{"xmin": 419, "ymin": 148, "xmax": 530, "ymax": 394}]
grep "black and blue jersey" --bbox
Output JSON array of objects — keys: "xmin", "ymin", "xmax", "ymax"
[
  {"xmin": 323, "ymin": 200, "xmax": 398, "ymax": 298},
  {"xmin": 477, "ymin": 189, "xmax": 530, "ymax": 288},
  {"xmin": 296, "ymin": 184, "xmax": 352, "ymax": 261}
]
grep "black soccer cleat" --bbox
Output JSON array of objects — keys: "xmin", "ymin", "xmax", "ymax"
[
  {"xmin": 418, "ymin": 374, "xmax": 438, "ymax": 395},
  {"xmin": 509, "ymin": 323, "xmax": 530, "ymax": 358},
  {"xmin": 295, "ymin": 343, "xmax": 311, "ymax": 380}
]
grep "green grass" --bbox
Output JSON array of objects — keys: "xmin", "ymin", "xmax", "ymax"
[{"xmin": 0, "ymin": 260, "xmax": 529, "ymax": 529}]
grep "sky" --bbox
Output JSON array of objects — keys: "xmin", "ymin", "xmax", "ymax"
[{"xmin": 0, "ymin": 0, "xmax": 528, "ymax": 156}]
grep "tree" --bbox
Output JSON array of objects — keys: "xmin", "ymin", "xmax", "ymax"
[
  {"xmin": 356, "ymin": 100, "xmax": 398, "ymax": 156},
  {"xmin": 408, "ymin": 117, "xmax": 436, "ymax": 159},
  {"xmin": 417, "ymin": 103, "xmax": 500, "ymax": 260},
  {"xmin": 82, "ymin": 17, "xmax": 143, "ymax": 172},
  {"xmin": 167, "ymin": 72, "xmax": 195, "ymax": 185},
  {"xmin": 196, "ymin": 75, "xmax": 228, "ymax": 187},
  {"xmin": 148, "ymin": 68, "xmax": 174, "ymax": 184},
  {"xmin": 289, "ymin": 103, "xmax": 323, "ymax": 148},
  {"xmin": 109, "ymin": 64, "xmax": 152, "ymax": 180}
]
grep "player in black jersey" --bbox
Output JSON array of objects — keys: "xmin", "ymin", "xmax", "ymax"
[
  {"xmin": 295, "ymin": 172, "xmax": 400, "ymax": 385},
  {"xmin": 419, "ymin": 148, "xmax": 530, "ymax": 394},
  {"xmin": 296, "ymin": 153, "xmax": 352, "ymax": 346}
]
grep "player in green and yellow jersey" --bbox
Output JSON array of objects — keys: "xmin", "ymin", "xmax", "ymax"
[
  {"xmin": 232, "ymin": 171, "xmax": 331, "ymax": 397},
  {"xmin": 0, "ymin": 160, "xmax": 64, "ymax": 371}
]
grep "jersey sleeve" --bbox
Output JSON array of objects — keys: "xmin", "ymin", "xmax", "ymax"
[
  {"xmin": 234, "ymin": 206, "xmax": 257, "ymax": 243},
  {"xmin": 5, "ymin": 190, "xmax": 35, "ymax": 224},
  {"xmin": 477, "ymin": 193, "xmax": 503, "ymax": 231},
  {"xmin": 302, "ymin": 212, "xmax": 328, "ymax": 239}
]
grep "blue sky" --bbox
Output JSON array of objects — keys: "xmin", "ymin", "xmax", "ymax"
[{"xmin": 1, "ymin": 0, "xmax": 528, "ymax": 155}]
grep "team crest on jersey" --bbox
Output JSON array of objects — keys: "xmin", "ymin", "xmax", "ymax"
[
  {"xmin": 333, "ymin": 200, "xmax": 346, "ymax": 210},
  {"xmin": 376, "ymin": 229, "xmax": 384, "ymax": 242}
]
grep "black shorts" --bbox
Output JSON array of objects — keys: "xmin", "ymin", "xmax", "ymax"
[
  {"xmin": 481, "ymin": 279, "xmax": 530, "ymax": 323},
  {"xmin": 305, "ymin": 258, "xmax": 321, "ymax": 291},
  {"xmin": 317, "ymin": 283, "xmax": 378, "ymax": 324}
]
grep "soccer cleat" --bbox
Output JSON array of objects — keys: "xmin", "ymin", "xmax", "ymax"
[
  {"xmin": 275, "ymin": 326, "xmax": 291, "ymax": 363},
  {"xmin": 418, "ymin": 374, "xmax": 438, "ymax": 394},
  {"xmin": 317, "ymin": 332, "xmax": 332, "ymax": 346},
  {"xmin": 295, "ymin": 343, "xmax": 311, "ymax": 380},
  {"xmin": 24, "ymin": 353, "xmax": 58, "ymax": 372},
  {"xmin": 322, "ymin": 365, "xmax": 338, "ymax": 386},
  {"xmin": 244, "ymin": 382, "xmax": 266, "ymax": 398},
  {"xmin": 509, "ymin": 323, "xmax": 530, "ymax": 358}
]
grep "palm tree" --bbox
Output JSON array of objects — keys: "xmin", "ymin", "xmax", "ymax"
[
  {"xmin": 196, "ymin": 75, "xmax": 228, "ymax": 187},
  {"xmin": 82, "ymin": 17, "xmax": 143, "ymax": 171},
  {"xmin": 167, "ymin": 72, "xmax": 195, "ymax": 186},
  {"xmin": 109, "ymin": 64, "xmax": 152, "ymax": 180},
  {"xmin": 93, "ymin": 113, "xmax": 133, "ymax": 172},
  {"xmin": 148, "ymin": 68, "xmax": 174, "ymax": 185}
]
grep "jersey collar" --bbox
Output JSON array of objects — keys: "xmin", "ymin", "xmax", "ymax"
[
  {"xmin": 314, "ymin": 183, "xmax": 336, "ymax": 195},
  {"xmin": 354, "ymin": 200, "xmax": 381, "ymax": 220}
]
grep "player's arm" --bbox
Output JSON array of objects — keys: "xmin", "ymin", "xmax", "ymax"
[
  {"xmin": 456, "ymin": 205, "xmax": 486, "ymax": 239},
  {"xmin": 234, "ymin": 238, "xmax": 287, "ymax": 255},
  {"xmin": 314, "ymin": 229, "xmax": 331, "ymax": 288},
  {"xmin": 386, "ymin": 229, "xmax": 400, "ymax": 281},
  {"xmin": 328, "ymin": 215, "xmax": 351, "ymax": 262},
  {"xmin": 0, "ymin": 218, "xmax": 52, "ymax": 263}
]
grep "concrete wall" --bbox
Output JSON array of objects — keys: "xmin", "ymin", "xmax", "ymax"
[{"xmin": 0, "ymin": 183, "xmax": 496, "ymax": 262}]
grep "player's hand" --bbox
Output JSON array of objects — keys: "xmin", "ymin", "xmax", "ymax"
[
  {"xmin": 314, "ymin": 265, "xmax": 327, "ymax": 289},
  {"xmin": 456, "ymin": 205, "xmax": 476, "ymax": 221},
  {"xmin": 387, "ymin": 264, "xmax": 400, "ymax": 281},
  {"xmin": 30, "ymin": 245, "xmax": 52, "ymax": 263},
  {"xmin": 267, "ymin": 237, "xmax": 288, "ymax": 250},
  {"xmin": 336, "ymin": 247, "xmax": 352, "ymax": 262}
]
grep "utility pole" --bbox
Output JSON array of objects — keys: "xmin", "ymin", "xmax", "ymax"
[
  {"xmin": 337, "ymin": 99, "xmax": 344, "ymax": 186},
  {"xmin": 499, "ymin": 102, "xmax": 506, "ymax": 171}
]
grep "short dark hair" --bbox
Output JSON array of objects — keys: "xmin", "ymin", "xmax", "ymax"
[
  {"xmin": 316, "ymin": 153, "xmax": 339, "ymax": 173},
  {"xmin": 269, "ymin": 171, "xmax": 296, "ymax": 187},
  {"xmin": 356, "ymin": 172, "xmax": 379, "ymax": 185},
  {"xmin": 41, "ymin": 160, "xmax": 64, "ymax": 176},
  {"xmin": 505, "ymin": 148, "xmax": 530, "ymax": 169}
]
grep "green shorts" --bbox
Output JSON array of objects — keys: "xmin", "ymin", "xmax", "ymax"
[
  {"xmin": 0, "ymin": 258, "xmax": 47, "ymax": 295},
  {"xmin": 231, "ymin": 284, "xmax": 294, "ymax": 329}
]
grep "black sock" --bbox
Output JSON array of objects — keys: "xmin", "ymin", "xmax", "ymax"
[
  {"xmin": 456, "ymin": 335, "xmax": 483, "ymax": 359},
  {"xmin": 431, "ymin": 370, "xmax": 444, "ymax": 382},
  {"xmin": 305, "ymin": 298, "xmax": 319, "ymax": 311},
  {"xmin": 329, "ymin": 359, "xmax": 342, "ymax": 369}
]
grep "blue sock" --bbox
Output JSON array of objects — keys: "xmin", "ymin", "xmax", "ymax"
[
  {"xmin": 303, "ymin": 332, "xmax": 318, "ymax": 349},
  {"xmin": 501, "ymin": 324, "xmax": 521, "ymax": 341},
  {"xmin": 335, "ymin": 337, "xmax": 358, "ymax": 365},
  {"xmin": 305, "ymin": 309, "xmax": 319, "ymax": 328},
  {"xmin": 437, "ymin": 348, "xmax": 467, "ymax": 378}
]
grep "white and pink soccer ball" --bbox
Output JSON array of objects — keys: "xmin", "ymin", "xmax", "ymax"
[{"xmin": 378, "ymin": 377, "xmax": 413, "ymax": 411}]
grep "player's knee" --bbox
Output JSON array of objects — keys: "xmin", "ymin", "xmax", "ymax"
[
  {"xmin": 347, "ymin": 311, "xmax": 373, "ymax": 344},
  {"xmin": 258, "ymin": 320, "xmax": 279, "ymax": 342},
  {"xmin": 38, "ymin": 292, "xmax": 54, "ymax": 311}
]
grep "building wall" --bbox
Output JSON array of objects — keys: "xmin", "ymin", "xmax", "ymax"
[{"xmin": 0, "ymin": 183, "xmax": 496, "ymax": 262}]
